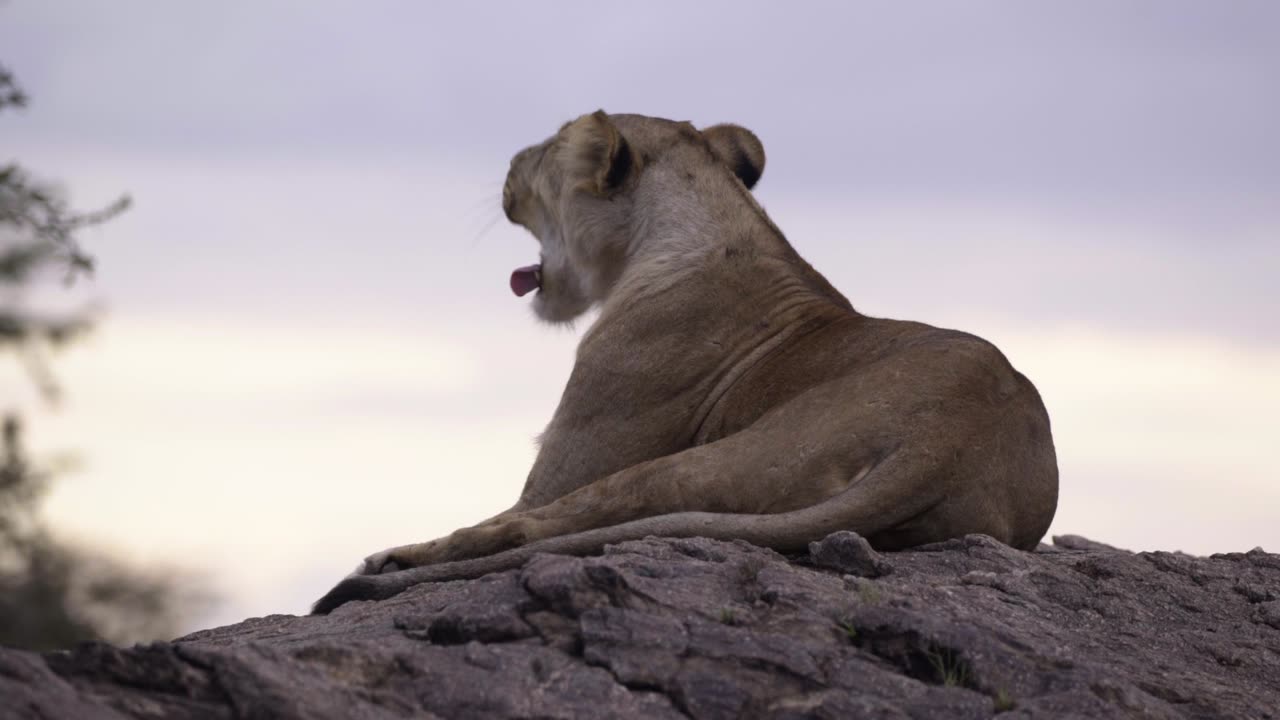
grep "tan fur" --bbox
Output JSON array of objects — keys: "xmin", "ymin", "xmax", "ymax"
[{"xmin": 313, "ymin": 112, "xmax": 1058, "ymax": 614}]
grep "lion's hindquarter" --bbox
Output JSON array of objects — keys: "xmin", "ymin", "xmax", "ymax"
[
  {"xmin": 705, "ymin": 317, "xmax": 1059, "ymax": 551},
  {"xmin": 514, "ymin": 318, "xmax": 1060, "ymax": 555}
]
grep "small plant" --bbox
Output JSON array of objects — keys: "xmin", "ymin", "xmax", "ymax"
[
  {"xmin": 836, "ymin": 618, "xmax": 858, "ymax": 640},
  {"xmin": 719, "ymin": 607, "xmax": 737, "ymax": 625},
  {"xmin": 735, "ymin": 556, "xmax": 766, "ymax": 584},
  {"xmin": 735, "ymin": 556, "xmax": 767, "ymax": 603},
  {"xmin": 857, "ymin": 582, "xmax": 883, "ymax": 605},
  {"xmin": 925, "ymin": 647, "xmax": 969, "ymax": 688},
  {"xmin": 993, "ymin": 689, "xmax": 1016, "ymax": 712}
]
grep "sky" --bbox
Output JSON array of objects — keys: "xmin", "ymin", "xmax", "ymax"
[{"xmin": 1, "ymin": 2, "xmax": 1277, "ymax": 631}]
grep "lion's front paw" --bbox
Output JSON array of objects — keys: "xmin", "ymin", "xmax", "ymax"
[
  {"xmin": 351, "ymin": 547, "xmax": 423, "ymax": 576},
  {"xmin": 352, "ymin": 538, "xmax": 449, "ymax": 576}
]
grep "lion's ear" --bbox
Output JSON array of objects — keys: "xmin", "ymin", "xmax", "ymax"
[
  {"xmin": 702, "ymin": 124, "xmax": 765, "ymax": 190},
  {"xmin": 564, "ymin": 110, "xmax": 633, "ymax": 195}
]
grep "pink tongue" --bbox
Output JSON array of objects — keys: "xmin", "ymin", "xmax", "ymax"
[{"xmin": 510, "ymin": 264, "xmax": 541, "ymax": 297}]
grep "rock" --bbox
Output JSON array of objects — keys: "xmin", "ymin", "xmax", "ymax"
[
  {"xmin": 1, "ymin": 532, "xmax": 1278, "ymax": 719},
  {"xmin": 1051, "ymin": 534, "xmax": 1126, "ymax": 552},
  {"xmin": 1257, "ymin": 600, "xmax": 1280, "ymax": 630},
  {"xmin": 808, "ymin": 530, "xmax": 894, "ymax": 577}
]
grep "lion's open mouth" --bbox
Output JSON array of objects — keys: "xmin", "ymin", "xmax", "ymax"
[{"xmin": 510, "ymin": 264, "xmax": 542, "ymax": 297}]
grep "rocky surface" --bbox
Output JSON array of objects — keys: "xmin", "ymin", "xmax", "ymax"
[{"xmin": 2, "ymin": 533, "xmax": 1279, "ymax": 719}]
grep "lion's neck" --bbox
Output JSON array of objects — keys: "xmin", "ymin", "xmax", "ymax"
[
  {"xmin": 604, "ymin": 232, "xmax": 846, "ymax": 324},
  {"xmin": 583, "ymin": 169, "xmax": 859, "ymax": 443},
  {"xmin": 604, "ymin": 165, "xmax": 853, "ymax": 319}
]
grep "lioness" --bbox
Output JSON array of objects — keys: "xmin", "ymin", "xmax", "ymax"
[{"xmin": 313, "ymin": 111, "xmax": 1058, "ymax": 614}]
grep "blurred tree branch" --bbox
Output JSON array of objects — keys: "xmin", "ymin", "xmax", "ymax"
[
  {"xmin": 0, "ymin": 62, "xmax": 212, "ymax": 650},
  {"xmin": 2, "ymin": 63, "xmax": 131, "ymax": 400}
]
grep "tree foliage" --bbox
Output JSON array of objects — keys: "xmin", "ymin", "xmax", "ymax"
[
  {"xmin": 1, "ymin": 64, "xmax": 130, "ymax": 399},
  {"xmin": 0, "ymin": 63, "xmax": 206, "ymax": 651}
]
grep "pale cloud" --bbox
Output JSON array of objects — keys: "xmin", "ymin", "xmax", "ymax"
[
  {"xmin": 16, "ymin": 315, "xmax": 1277, "ymax": 630},
  {"xmin": 67, "ymin": 322, "xmax": 478, "ymax": 400},
  {"xmin": 1008, "ymin": 328, "xmax": 1280, "ymax": 548},
  {"xmin": 23, "ymin": 315, "xmax": 567, "ymax": 627},
  {"xmin": 768, "ymin": 196, "xmax": 1280, "ymax": 345}
]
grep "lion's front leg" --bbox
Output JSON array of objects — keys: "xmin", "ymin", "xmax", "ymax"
[
  {"xmin": 354, "ymin": 452, "xmax": 739, "ymax": 576},
  {"xmin": 355, "ymin": 440, "xmax": 787, "ymax": 576}
]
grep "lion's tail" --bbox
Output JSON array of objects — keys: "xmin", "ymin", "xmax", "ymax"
[{"xmin": 311, "ymin": 460, "xmax": 933, "ymax": 614}]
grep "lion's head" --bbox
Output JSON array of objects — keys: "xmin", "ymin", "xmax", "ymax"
[{"xmin": 502, "ymin": 111, "xmax": 766, "ymax": 323}]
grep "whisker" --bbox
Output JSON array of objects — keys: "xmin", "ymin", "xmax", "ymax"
[
  {"xmin": 471, "ymin": 210, "xmax": 505, "ymax": 245},
  {"xmin": 456, "ymin": 192, "xmax": 503, "ymax": 223}
]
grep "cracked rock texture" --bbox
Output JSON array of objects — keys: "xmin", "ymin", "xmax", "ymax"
[{"xmin": 2, "ymin": 532, "xmax": 1279, "ymax": 719}]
